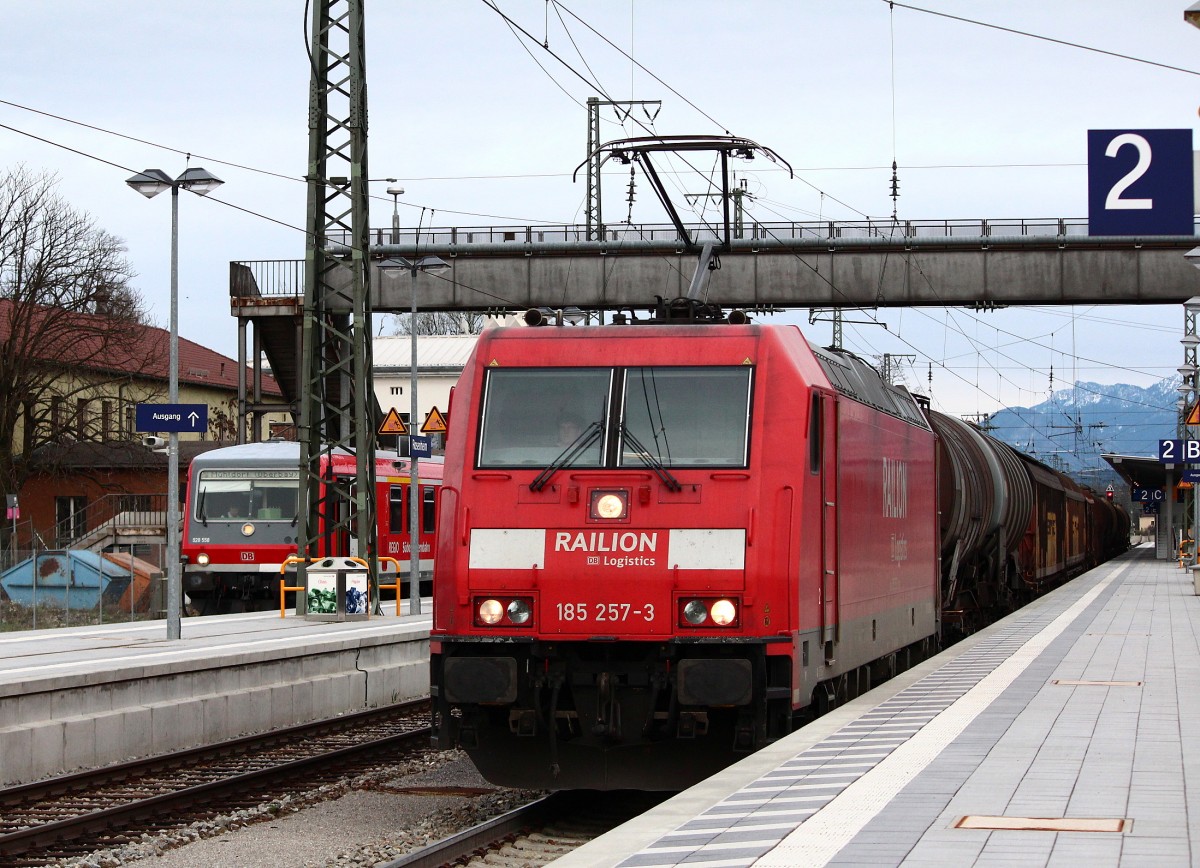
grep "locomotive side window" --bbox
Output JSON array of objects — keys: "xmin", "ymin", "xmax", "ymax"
[
  {"xmin": 478, "ymin": 368, "xmax": 611, "ymax": 468},
  {"xmin": 809, "ymin": 394, "xmax": 821, "ymax": 474},
  {"xmin": 194, "ymin": 469, "xmax": 299, "ymax": 521},
  {"xmin": 621, "ymin": 367, "xmax": 751, "ymax": 467}
]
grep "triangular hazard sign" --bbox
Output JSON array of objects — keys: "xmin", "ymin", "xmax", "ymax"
[
  {"xmin": 378, "ymin": 408, "xmax": 408, "ymax": 435},
  {"xmin": 421, "ymin": 406, "xmax": 449, "ymax": 434},
  {"xmin": 1188, "ymin": 403, "xmax": 1200, "ymax": 426}
]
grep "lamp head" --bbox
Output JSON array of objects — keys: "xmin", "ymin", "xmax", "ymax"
[
  {"xmin": 176, "ymin": 167, "xmax": 223, "ymax": 196},
  {"xmin": 1187, "ymin": 2, "xmax": 1200, "ymax": 29},
  {"xmin": 414, "ymin": 255, "xmax": 450, "ymax": 275},
  {"xmin": 387, "ymin": 186, "xmax": 405, "ymax": 197},
  {"xmin": 125, "ymin": 169, "xmax": 174, "ymax": 199}
]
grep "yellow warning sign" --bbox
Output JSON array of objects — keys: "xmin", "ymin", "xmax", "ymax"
[
  {"xmin": 1188, "ymin": 403, "xmax": 1200, "ymax": 426},
  {"xmin": 421, "ymin": 406, "xmax": 448, "ymax": 434},
  {"xmin": 378, "ymin": 408, "xmax": 408, "ymax": 435}
]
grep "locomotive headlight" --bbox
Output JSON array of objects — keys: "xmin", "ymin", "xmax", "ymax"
[
  {"xmin": 507, "ymin": 599, "xmax": 532, "ymax": 624},
  {"xmin": 680, "ymin": 597, "xmax": 740, "ymax": 628},
  {"xmin": 710, "ymin": 599, "xmax": 737, "ymax": 626},
  {"xmin": 196, "ymin": 553, "xmax": 210, "ymax": 566},
  {"xmin": 475, "ymin": 596, "xmax": 534, "ymax": 627},
  {"xmin": 590, "ymin": 489, "xmax": 628, "ymax": 521},
  {"xmin": 241, "ymin": 523, "xmax": 255, "ymax": 537},
  {"xmin": 683, "ymin": 599, "xmax": 708, "ymax": 625},
  {"xmin": 478, "ymin": 598, "xmax": 505, "ymax": 625}
]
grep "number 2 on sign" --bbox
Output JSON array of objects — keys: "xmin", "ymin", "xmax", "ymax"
[
  {"xmin": 1160, "ymin": 440, "xmax": 1200, "ymax": 462},
  {"xmin": 1104, "ymin": 133, "xmax": 1153, "ymax": 211}
]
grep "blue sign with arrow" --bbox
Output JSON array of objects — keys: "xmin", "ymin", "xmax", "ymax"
[{"xmin": 136, "ymin": 403, "xmax": 208, "ymax": 433}]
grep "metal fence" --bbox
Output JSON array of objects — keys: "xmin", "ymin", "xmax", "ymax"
[
  {"xmin": 1, "ymin": 492, "xmax": 170, "ymax": 629},
  {"xmin": 0, "ymin": 542, "xmax": 168, "ymax": 630}
]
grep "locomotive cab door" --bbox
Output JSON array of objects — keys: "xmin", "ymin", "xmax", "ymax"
[{"xmin": 819, "ymin": 391, "xmax": 839, "ymax": 657}]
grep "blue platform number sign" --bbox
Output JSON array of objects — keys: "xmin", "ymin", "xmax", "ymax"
[
  {"xmin": 1088, "ymin": 129, "xmax": 1194, "ymax": 236},
  {"xmin": 1159, "ymin": 439, "xmax": 1200, "ymax": 462}
]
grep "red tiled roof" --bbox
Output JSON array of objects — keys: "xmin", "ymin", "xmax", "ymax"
[{"xmin": 0, "ymin": 298, "xmax": 281, "ymax": 396}]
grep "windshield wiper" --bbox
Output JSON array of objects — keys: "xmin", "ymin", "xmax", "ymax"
[
  {"xmin": 529, "ymin": 421, "xmax": 603, "ymax": 492},
  {"xmin": 198, "ymin": 491, "xmax": 208, "ymax": 527},
  {"xmin": 620, "ymin": 424, "xmax": 682, "ymax": 492}
]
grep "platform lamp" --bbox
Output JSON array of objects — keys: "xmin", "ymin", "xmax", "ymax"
[
  {"xmin": 386, "ymin": 182, "xmax": 404, "ymax": 244},
  {"xmin": 126, "ymin": 167, "xmax": 224, "ymax": 639},
  {"xmin": 378, "ymin": 254, "xmax": 450, "ymax": 615}
]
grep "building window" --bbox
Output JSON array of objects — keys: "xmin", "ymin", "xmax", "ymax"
[
  {"xmin": 101, "ymin": 401, "xmax": 114, "ymax": 440},
  {"xmin": 55, "ymin": 496, "xmax": 88, "ymax": 547},
  {"xmin": 50, "ymin": 396, "xmax": 63, "ymax": 433},
  {"xmin": 76, "ymin": 398, "xmax": 90, "ymax": 438}
]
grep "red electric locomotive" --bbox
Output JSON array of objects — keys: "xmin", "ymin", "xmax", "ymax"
[
  {"xmin": 429, "ymin": 305, "xmax": 1126, "ymax": 791},
  {"xmin": 182, "ymin": 441, "xmax": 441, "ymax": 613}
]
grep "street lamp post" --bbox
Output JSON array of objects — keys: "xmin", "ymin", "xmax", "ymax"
[
  {"xmin": 386, "ymin": 183, "xmax": 404, "ymax": 244},
  {"xmin": 379, "ymin": 254, "xmax": 448, "ymax": 615},
  {"xmin": 126, "ymin": 167, "xmax": 223, "ymax": 639}
]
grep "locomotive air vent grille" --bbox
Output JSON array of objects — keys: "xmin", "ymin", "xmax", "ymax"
[{"xmin": 955, "ymin": 816, "xmax": 1129, "ymax": 833}]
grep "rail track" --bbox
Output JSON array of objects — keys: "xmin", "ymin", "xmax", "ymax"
[
  {"xmin": 386, "ymin": 790, "xmax": 670, "ymax": 868},
  {"xmin": 0, "ymin": 700, "xmax": 432, "ymax": 866}
]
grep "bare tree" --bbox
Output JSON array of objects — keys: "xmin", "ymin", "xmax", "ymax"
[
  {"xmin": 390, "ymin": 310, "xmax": 488, "ymax": 336},
  {"xmin": 0, "ymin": 167, "xmax": 160, "ymax": 499},
  {"xmin": 207, "ymin": 396, "xmax": 240, "ymax": 443}
]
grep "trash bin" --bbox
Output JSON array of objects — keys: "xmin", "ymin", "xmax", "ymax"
[{"xmin": 304, "ymin": 558, "xmax": 370, "ymax": 621}]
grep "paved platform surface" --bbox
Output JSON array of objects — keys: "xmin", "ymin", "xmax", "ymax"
[
  {"xmin": 0, "ymin": 602, "xmax": 432, "ymax": 785},
  {"xmin": 0, "ymin": 602, "xmax": 429, "ymax": 685},
  {"xmin": 556, "ymin": 544, "xmax": 1197, "ymax": 867}
]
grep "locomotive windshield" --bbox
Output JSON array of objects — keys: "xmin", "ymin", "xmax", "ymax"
[
  {"xmin": 477, "ymin": 368, "xmax": 611, "ymax": 467},
  {"xmin": 194, "ymin": 469, "xmax": 300, "ymax": 521},
  {"xmin": 477, "ymin": 366, "xmax": 751, "ymax": 469},
  {"xmin": 622, "ymin": 367, "xmax": 751, "ymax": 467}
]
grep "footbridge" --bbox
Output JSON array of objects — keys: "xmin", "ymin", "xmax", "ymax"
[{"xmin": 228, "ymin": 217, "xmax": 1200, "ymax": 422}]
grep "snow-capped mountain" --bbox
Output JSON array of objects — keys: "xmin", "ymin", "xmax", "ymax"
[{"xmin": 978, "ymin": 377, "xmax": 1178, "ymax": 483}]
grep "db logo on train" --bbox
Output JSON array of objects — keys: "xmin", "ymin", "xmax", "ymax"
[{"xmin": 240, "ymin": 552, "xmax": 255, "ymax": 561}]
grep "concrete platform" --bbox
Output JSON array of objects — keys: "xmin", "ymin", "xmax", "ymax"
[
  {"xmin": 0, "ymin": 603, "xmax": 431, "ymax": 786},
  {"xmin": 556, "ymin": 544, "xmax": 1196, "ymax": 867}
]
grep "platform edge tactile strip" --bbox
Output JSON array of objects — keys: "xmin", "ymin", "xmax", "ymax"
[{"xmin": 613, "ymin": 560, "xmax": 1129, "ymax": 868}]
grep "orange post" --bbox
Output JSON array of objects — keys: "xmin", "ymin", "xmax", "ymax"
[{"xmin": 377, "ymin": 556, "xmax": 403, "ymax": 615}]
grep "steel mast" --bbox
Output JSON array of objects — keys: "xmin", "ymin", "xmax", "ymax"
[{"xmin": 298, "ymin": 0, "xmax": 378, "ymax": 609}]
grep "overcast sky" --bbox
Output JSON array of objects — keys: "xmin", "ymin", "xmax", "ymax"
[{"xmin": 3, "ymin": 1, "xmax": 1199, "ymax": 425}]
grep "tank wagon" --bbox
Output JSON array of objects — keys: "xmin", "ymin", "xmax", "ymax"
[
  {"xmin": 429, "ymin": 305, "xmax": 1127, "ymax": 790},
  {"xmin": 929, "ymin": 411, "xmax": 1128, "ymax": 632},
  {"xmin": 181, "ymin": 441, "xmax": 441, "ymax": 613}
]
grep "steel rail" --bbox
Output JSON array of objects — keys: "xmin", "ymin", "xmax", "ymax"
[{"xmin": 0, "ymin": 701, "xmax": 430, "ymax": 861}]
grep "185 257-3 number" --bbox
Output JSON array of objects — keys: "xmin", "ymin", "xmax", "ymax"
[{"xmin": 556, "ymin": 602, "xmax": 654, "ymax": 622}]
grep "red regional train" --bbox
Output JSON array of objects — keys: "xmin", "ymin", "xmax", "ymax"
[
  {"xmin": 182, "ymin": 441, "xmax": 441, "ymax": 613},
  {"xmin": 429, "ymin": 303, "xmax": 1128, "ymax": 791}
]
